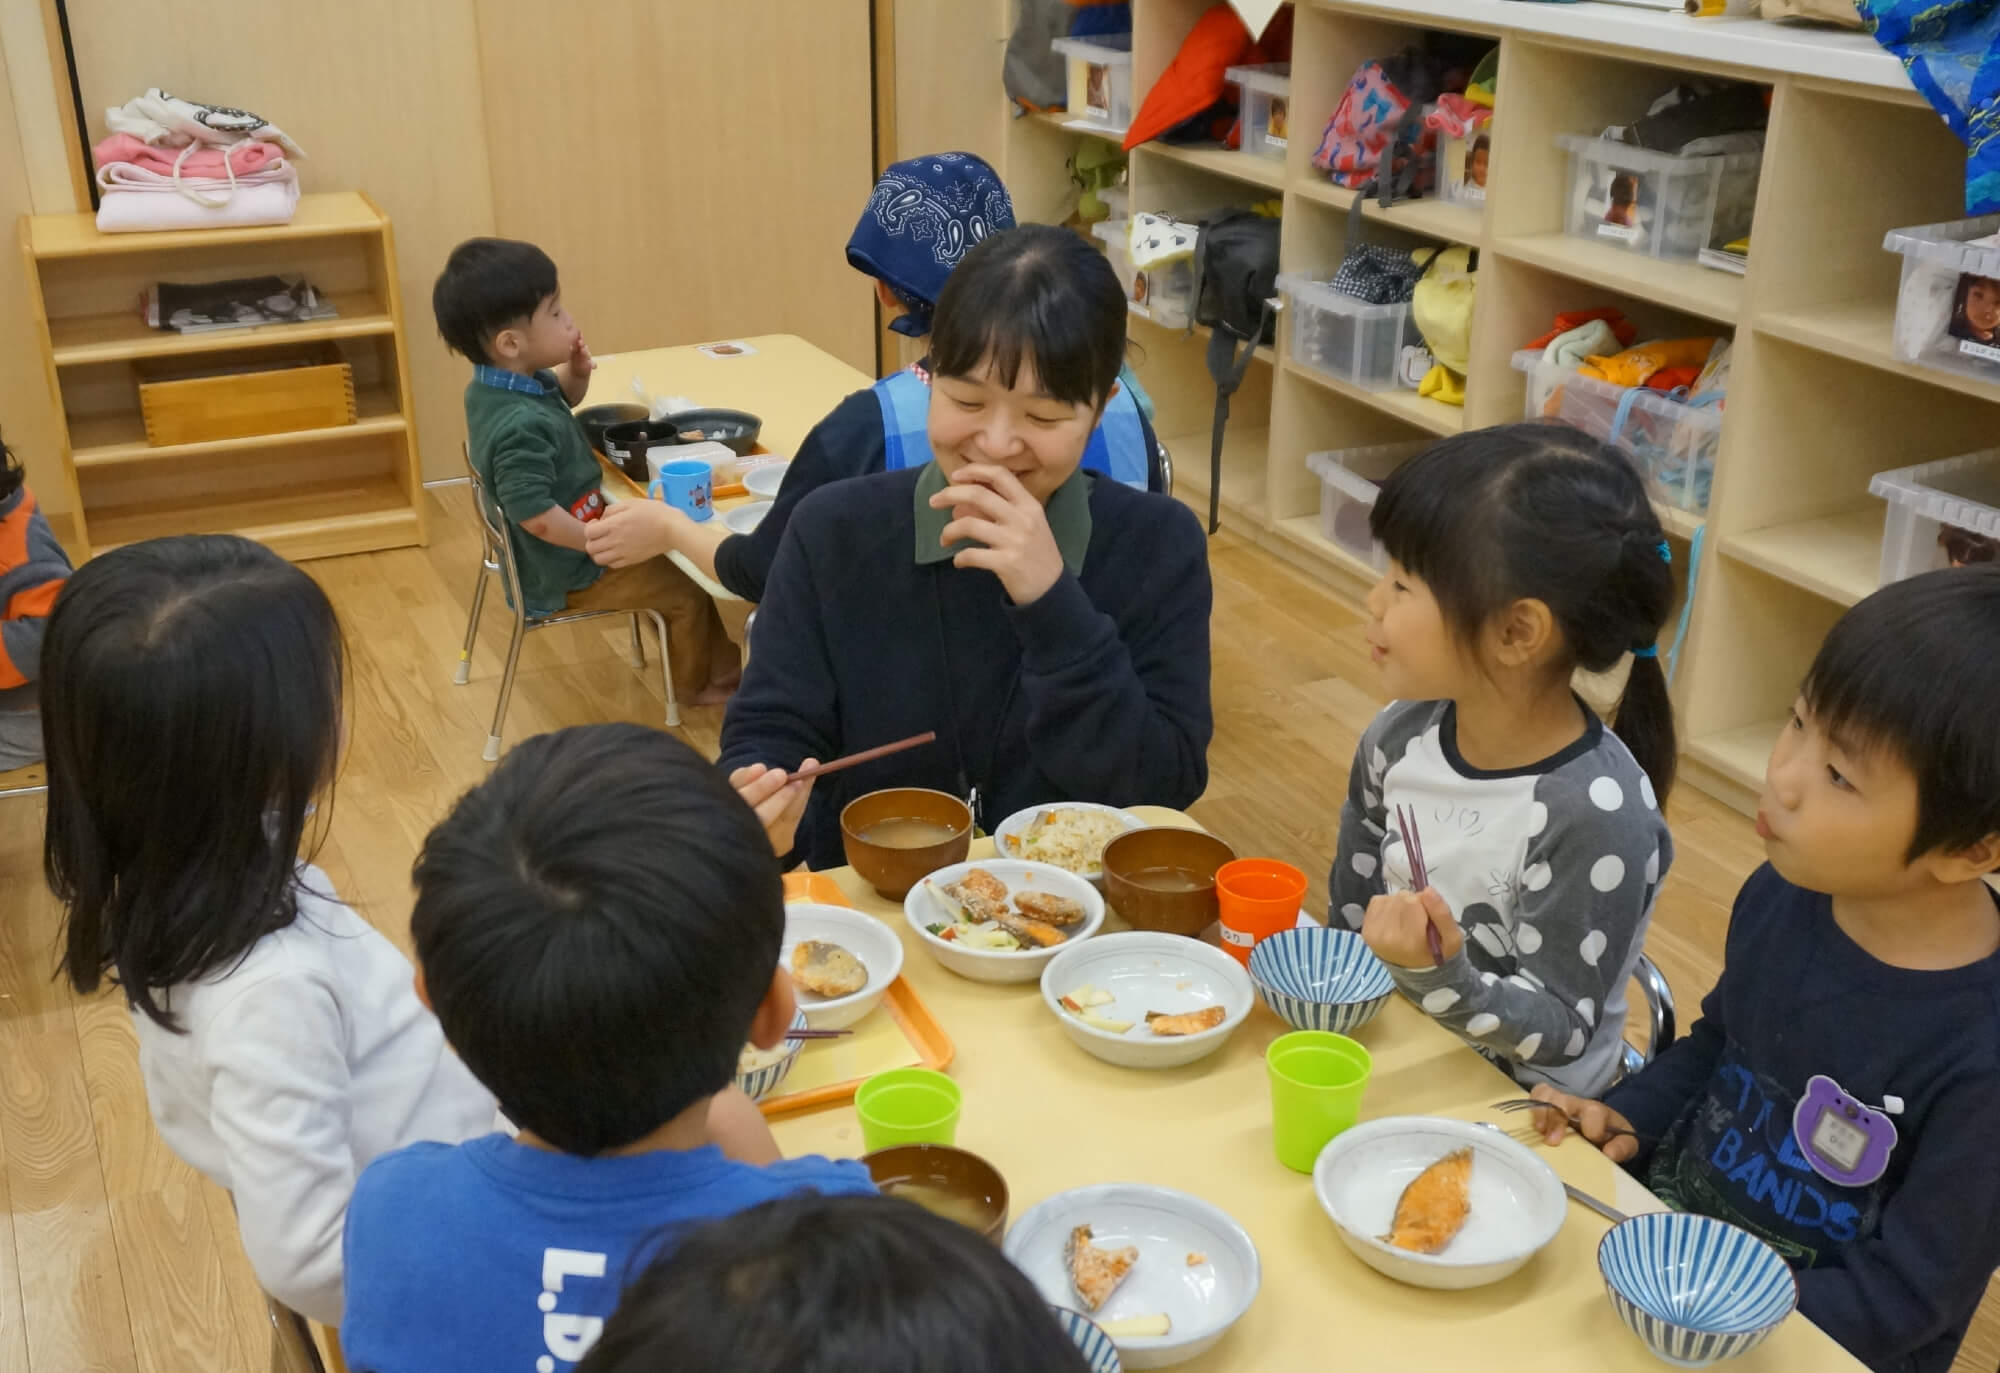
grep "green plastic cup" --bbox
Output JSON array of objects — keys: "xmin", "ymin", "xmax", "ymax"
[
  {"xmin": 1266, "ymin": 1030, "xmax": 1372, "ymax": 1173},
  {"xmin": 855, "ymin": 1067, "xmax": 962, "ymax": 1150}
]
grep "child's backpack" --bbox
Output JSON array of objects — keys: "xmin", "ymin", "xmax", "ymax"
[
  {"xmin": 1190, "ymin": 209, "xmax": 1281, "ymax": 533},
  {"xmin": 1311, "ymin": 50, "xmax": 1446, "ymax": 190}
]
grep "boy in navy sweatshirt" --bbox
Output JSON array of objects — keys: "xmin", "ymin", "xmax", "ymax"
[{"xmin": 1534, "ymin": 567, "xmax": 2000, "ymax": 1373}]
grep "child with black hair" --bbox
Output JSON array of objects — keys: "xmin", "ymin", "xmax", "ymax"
[
  {"xmin": 575, "ymin": 1194, "xmax": 1090, "ymax": 1373},
  {"xmin": 1330, "ymin": 421, "xmax": 1677, "ymax": 1098},
  {"xmin": 41, "ymin": 535, "xmax": 496, "ymax": 1326},
  {"xmin": 433, "ymin": 238, "xmax": 738, "ymax": 704},
  {"xmin": 339, "ymin": 723, "xmax": 874, "ymax": 1373},
  {"xmin": 717, "ymin": 224, "xmax": 1211, "ymax": 867},
  {"xmin": 0, "ymin": 432, "xmax": 70, "ymax": 769},
  {"xmin": 1533, "ymin": 567, "xmax": 2000, "ymax": 1373}
]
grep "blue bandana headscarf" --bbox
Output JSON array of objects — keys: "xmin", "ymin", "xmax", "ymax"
[{"xmin": 847, "ymin": 152, "xmax": 1015, "ymax": 337}]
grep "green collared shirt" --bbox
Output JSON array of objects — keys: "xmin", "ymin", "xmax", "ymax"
[{"xmin": 911, "ymin": 463, "xmax": 1093, "ymax": 575}]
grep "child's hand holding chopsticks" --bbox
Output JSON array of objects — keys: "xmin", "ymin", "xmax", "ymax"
[{"xmin": 1360, "ymin": 888, "xmax": 1463, "ymax": 969}]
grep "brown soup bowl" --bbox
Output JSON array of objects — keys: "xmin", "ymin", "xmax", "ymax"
[
  {"xmin": 840, "ymin": 788, "xmax": 974, "ymax": 899},
  {"xmin": 1101, "ymin": 826, "xmax": 1239, "ymax": 938},
  {"xmin": 862, "ymin": 1143, "xmax": 1010, "ymax": 1243}
]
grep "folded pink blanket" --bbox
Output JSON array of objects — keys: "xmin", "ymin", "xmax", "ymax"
[
  {"xmin": 97, "ymin": 159, "xmax": 292, "ymax": 193},
  {"xmin": 91, "ymin": 132, "xmax": 284, "ymax": 178},
  {"xmin": 95, "ymin": 175, "xmax": 299, "ymax": 233}
]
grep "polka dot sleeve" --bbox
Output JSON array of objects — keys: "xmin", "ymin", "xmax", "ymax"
[{"xmin": 1328, "ymin": 703, "xmax": 1438, "ymax": 928}]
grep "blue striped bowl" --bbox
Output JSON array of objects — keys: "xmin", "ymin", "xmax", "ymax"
[
  {"xmin": 1598, "ymin": 1212, "xmax": 1797, "ymax": 1367},
  {"xmin": 1049, "ymin": 1306, "xmax": 1123, "ymax": 1373},
  {"xmin": 1248, "ymin": 927, "xmax": 1395, "ymax": 1034},
  {"xmin": 734, "ymin": 1009, "xmax": 809, "ymax": 1103}
]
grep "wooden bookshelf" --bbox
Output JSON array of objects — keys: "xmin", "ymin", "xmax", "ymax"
[
  {"xmin": 20, "ymin": 189, "xmax": 427, "ymax": 561},
  {"xmin": 979, "ymin": 2, "xmax": 1985, "ymax": 819}
]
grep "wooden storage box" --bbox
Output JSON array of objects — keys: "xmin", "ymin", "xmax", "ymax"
[{"xmin": 137, "ymin": 345, "xmax": 357, "ymax": 447}]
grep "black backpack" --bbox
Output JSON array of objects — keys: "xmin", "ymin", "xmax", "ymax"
[{"xmin": 1190, "ymin": 210, "xmax": 1281, "ymax": 534}]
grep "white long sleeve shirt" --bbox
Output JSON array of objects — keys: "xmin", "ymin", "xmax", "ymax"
[{"xmin": 131, "ymin": 866, "xmax": 495, "ymax": 1326}]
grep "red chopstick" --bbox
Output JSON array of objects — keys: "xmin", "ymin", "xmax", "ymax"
[
  {"xmin": 1397, "ymin": 804, "xmax": 1446, "ymax": 965},
  {"xmin": 787, "ymin": 731, "xmax": 937, "ymax": 784}
]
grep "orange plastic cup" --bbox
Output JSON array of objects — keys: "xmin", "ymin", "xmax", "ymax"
[{"xmin": 1216, "ymin": 858, "xmax": 1307, "ymax": 965}]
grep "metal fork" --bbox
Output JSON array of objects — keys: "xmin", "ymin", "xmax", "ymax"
[
  {"xmin": 1473, "ymin": 1121, "xmax": 1632, "ymax": 1225},
  {"xmin": 1490, "ymin": 1097, "xmax": 1652, "ymax": 1144}
]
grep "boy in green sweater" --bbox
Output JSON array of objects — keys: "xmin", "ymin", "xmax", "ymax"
[{"xmin": 433, "ymin": 238, "xmax": 737, "ymax": 704}]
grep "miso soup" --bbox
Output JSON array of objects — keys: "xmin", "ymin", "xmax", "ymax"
[
  {"xmin": 1128, "ymin": 865, "xmax": 1208, "ymax": 893},
  {"xmin": 862, "ymin": 817, "xmax": 959, "ymax": 849},
  {"xmin": 887, "ymin": 1180, "xmax": 994, "ymax": 1230}
]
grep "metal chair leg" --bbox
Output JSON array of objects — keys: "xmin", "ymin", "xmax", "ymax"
[
  {"xmin": 266, "ymin": 1297, "xmax": 327, "ymax": 1373},
  {"xmin": 627, "ymin": 613, "xmax": 646, "ymax": 668},
  {"xmin": 484, "ymin": 608, "xmax": 529, "ymax": 763},
  {"xmin": 644, "ymin": 609, "xmax": 681, "ymax": 728},
  {"xmin": 453, "ymin": 561, "xmax": 491, "ymax": 687}
]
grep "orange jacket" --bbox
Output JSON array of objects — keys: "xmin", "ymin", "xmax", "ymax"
[{"xmin": 0, "ymin": 485, "xmax": 71, "ymax": 698}]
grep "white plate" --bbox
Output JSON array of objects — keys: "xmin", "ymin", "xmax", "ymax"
[
  {"xmin": 721, "ymin": 500, "xmax": 773, "ymax": 535},
  {"xmin": 902, "ymin": 860, "xmax": 1105, "ymax": 984},
  {"xmin": 742, "ymin": 461, "xmax": 790, "ymax": 498},
  {"xmin": 780, "ymin": 903, "xmax": 903, "ymax": 1030},
  {"xmin": 1005, "ymin": 1183, "xmax": 1260, "ymax": 1370},
  {"xmin": 1312, "ymin": 1116, "xmax": 1567, "ymax": 1289},
  {"xmin": 993, "ymin": 802, "xmax": 1145, "ymax": 884},
  {"xmin": 1039, "ymin": 932, "xmax": 1254, "ymax": 1069}
]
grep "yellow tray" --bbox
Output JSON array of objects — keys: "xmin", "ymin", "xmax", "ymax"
[{"xmin": 762, "ymin": 874, "xmax": 954, "ymax": 1119}]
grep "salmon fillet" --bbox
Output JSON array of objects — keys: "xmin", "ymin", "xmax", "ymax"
[
  {"xmin": 1065, "ymin": 1225, "xmax": 1138, "ymax": 1312},
  {"xmin": 989, "ymin": 907, "xmax": 1066, "ymax": 948},
  {"xmin": 1144, "ymin": 1006, "xmax": 1227, "ymax": 1036},
  {"xmin": 1382, "ymin": 1147, "xmax": 1473, "ymax": 1254}
]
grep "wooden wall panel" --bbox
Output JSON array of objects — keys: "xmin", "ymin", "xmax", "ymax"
[
  {"xmin": 474, "ymin": 0, "xmax": 875, "ymax": 380},
  {"xmin": 0, "ymin": 29, "xmax": 69, "ymax": 512},
  {"xmin": 60, "ymin": 0, "xmax": 499, "ymax": 481}
]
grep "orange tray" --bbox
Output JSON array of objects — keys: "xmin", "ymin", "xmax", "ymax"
[{"xmin": 760, "ymin": 874, "xmax": 954, "ymax": 1120}]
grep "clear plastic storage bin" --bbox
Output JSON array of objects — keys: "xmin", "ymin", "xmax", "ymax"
[
  {"xmin": 1882, "ymin": 214, "xmax": 2000, "ymax": 384},
  {"xmin": 1555, "ymin": 135, "xmax": 1754, "ymax": 262},
  {"xmin": 1306, "ymin": 442, "xmax": 1430, "ymax": 572},
  {"xmin": 1052, "ymin": 35, "xmax": 1133, "ymax": 133},
  {"xmin": 1226, "ymin": 63, "xmax": 1291, "ymax": 162},
  {"xmin": 1277, "ymin": 271, "xmax": 1421, "ymax": 390},
  {"xmin": 1869, "ymin": 448, "xmax": 2000, "ymax": 584},
  {"xmin": 1092, "ymin": 217, "xmax": 1196, "ymax": 329},
  {"xmin": 1511, "ymin": 349, "xmax": 1723, "ymax": 515}
]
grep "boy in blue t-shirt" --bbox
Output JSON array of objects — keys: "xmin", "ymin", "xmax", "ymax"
[
  {"xmin": 339, "ymin": 724, "xmax": 873, "ymax": 1373},
  {"xmin": 1535, "ymin": 567, "xmax": 2000, "ymax": 1373}
]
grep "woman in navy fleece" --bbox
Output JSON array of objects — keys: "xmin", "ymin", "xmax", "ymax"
[{"xmin": 719, "ymin": 225, "xmax": 1212, "ymax": 869}]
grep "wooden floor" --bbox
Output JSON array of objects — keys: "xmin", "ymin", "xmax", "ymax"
[{"xmin": 0, "ymin": 484, "xmax": 1770, "ymax": 1371}]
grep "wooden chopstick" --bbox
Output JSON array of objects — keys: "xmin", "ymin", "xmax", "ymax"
[
  {"xmin": 787, "ymin": 731, "xmax": 937, "ymax": 784},
  {"xmin": 1397, "ymin": 804, "xmax": 1446, "ymax": 965}
]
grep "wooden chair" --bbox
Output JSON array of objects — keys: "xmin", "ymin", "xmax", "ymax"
[
  {"xmin": 1620, "ymin": 952, "xmax": 1678, "ymax": 1079},
  {"xmin": 0, "ymin": 760, "xmax": 46, "ymax": 800},
  {"xmin": 453, "ymin": 450, "xmax": 678, "ymax": 761}
]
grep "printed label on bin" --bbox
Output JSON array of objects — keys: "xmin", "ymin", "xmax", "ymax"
[
  {"xmin": 1597, "ymin": 222, "xmax": 1642, "ymax": 244},
  {"xmin": 1958, "ymin": 338, "xmax": 2000, "ymax": 364}
]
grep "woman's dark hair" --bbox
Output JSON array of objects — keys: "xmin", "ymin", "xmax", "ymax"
[
  {"xmin": 410, "ymin": 724, "xmax": 784, "ymax": 1155},
  {"xmin": 1801, "ymin": 565, "xmax": 2000, "ymax": 863},
  {"xmin": 1371, "ymin": 421, "xmax": 1678, "ymax": 800},
  {"xmin": 576, "ymin": 1194, "xmax": 1091, "ymax": 1373},
  {"xmin": 929, "ymin": 223, "xmax": 1126, "ymax": 411},
  {"xmin": 0, "ymin": 430, "xmax": 21, "ymax": 503},
  {"xmin": 432, "ymin": 236, "xmax": 559, "ymax": 365},
  {"xmin": 44, "ymin": 535, "xmax": 345, "ymax": 1031}
]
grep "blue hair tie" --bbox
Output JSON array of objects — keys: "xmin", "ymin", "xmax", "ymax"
[
  {"xmin": 1657, "ymin": 540, "xmax": 1672, "ymax": 564},
  {"xmin": 1631, "ymin": 644, "xmax": 1659, "ymax": 659}
]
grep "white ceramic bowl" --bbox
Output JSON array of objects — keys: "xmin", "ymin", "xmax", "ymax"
[
  {"xmin": 1312, "ymin": 1116, "xmax": 1567, "ymax": 1289},
  {"xmin": 734, "ymin": 1008, "xmax": 808, "ymax": 1102},
  {"xmin": 781, "ymin": 903, "xmax": 903, "ymax": 1030},
  {"xmin": 903, "ymin": 860, "xmax": 1105, "ymax": 983},
  {"xmin": 1006, "ymin": 1183, "xmax": 1261, "ymax": 1370},
  {"xmin": 742, "ymin": 461, "xmax": 790, "ymax": 498},
  {"xmin": 1039, "ymin": 932, "xmax": 1254, "ymax": 1070},
  {"xmin": 993, "ymin": 801, "xmax": 1145, "ymax": 886},
  {"xmin": 722, "ymin": 500, "xmax": 773, "ymax": 535}
]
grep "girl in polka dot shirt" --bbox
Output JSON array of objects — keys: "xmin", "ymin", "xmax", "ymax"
[{"xmin": 1330, "ymin": 422, "xmax": 1677, "ymax": 1097}]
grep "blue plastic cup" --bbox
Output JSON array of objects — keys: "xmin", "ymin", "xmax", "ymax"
[{"xmin": 649, "ymin": 459, "xmax": 713, "ymax": 522}]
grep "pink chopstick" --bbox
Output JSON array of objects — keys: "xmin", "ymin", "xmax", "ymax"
[
  {"xmin": 1397, "ymin": 804, "xmax": 1446, "ymax": 965},
  {"xmin": 787, "ymin": 731, "xmax": 937, "ymax": 784}
]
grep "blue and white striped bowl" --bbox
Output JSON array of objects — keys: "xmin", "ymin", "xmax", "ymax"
[
  {"xmin": 1598, "ymin": 1212, "xmax": 1797, "ymax": 1367},
  {"xmin": 1049, "ymin": 1306, "xmax": 1123, "ymax": 1373},
  {"xmin": 1248, "ymin": 927, "xmax": 1394, "ymax": 1034},
  {"xmin": 734, "ymin": 1009, "xmax": 809, "ymax": 1103}
]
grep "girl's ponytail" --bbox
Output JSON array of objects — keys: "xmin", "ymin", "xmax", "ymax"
[{"xmin": 1613, "ymin": 646, "xmax": 1677, "ymax": 804}]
